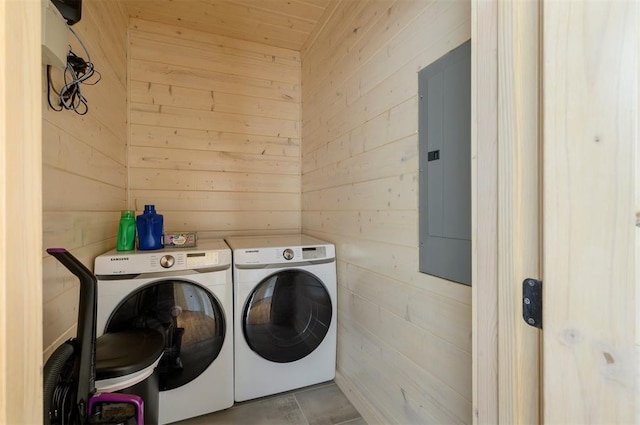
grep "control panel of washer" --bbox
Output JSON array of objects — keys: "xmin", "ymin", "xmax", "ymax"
[
  {"xmin": 95, "ymin": 241, "xmax": 230, "ymax": 275},
  {"xmin": 278, "ymin": 246, "xmax": 327, "ymax": 261}
]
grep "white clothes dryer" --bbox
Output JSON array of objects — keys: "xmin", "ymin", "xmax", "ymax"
[
  {"xmin": 94, "ymin": 239, "xmax": 233, "ymax": 424},
  {"xmin": 225, "ymin": 234, "xmax": 337, "ymax": 402}
]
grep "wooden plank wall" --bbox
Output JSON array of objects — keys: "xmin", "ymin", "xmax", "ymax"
[
  {"xmin": 42, "ymin": 0, "xmax": 129, "ymax": 358},
  {"xmin": 301, "ymin": 1, "xmax": 472, "ymax": 423},
  {"xmin": 128, "ymin": 19, "xmax": 302, "ymax": 238}
]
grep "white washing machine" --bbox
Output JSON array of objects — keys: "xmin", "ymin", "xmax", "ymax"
[
  {"xmin": 225, "ymin": 234, "xmax": 337, "ymax": 402},
  {"xmin": 94, "ymin": 239, "xmax": 233, "ymax": 424}
]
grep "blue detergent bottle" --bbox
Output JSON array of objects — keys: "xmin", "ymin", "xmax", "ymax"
[{"xmin": 136, "ymin": 204, "xmax": 163, "ymax": 250}]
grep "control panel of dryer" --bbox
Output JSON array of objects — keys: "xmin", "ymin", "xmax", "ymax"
[{"xmin": 233, "ymin": 245, "xmax": 334, "ymax": 266}]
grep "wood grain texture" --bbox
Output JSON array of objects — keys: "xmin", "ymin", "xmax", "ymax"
[
  {"xmin": 302, "ymin": 1, "xmax": 472, "ymax": 423},
  {"xmin": 121, "ymin": 0, "xmax": 332, "ymax": 51},
  {"xmin": 542, "ymin": 1, "xmax": 639, "ymax": 423},
  {"xmin": 637, "ymin": 6, "xmax": 640, "ymax": 397},
  {"xmin": 129, "ymin": 18, "xmax": 301, "ymax": 64},
  {"xmin": 129, "ymin": 21, "xmax": 302, "ymax": 237},
  {"xmin": 130, "ymin": 124, "xmax": 300, "ymax": 158},
  {"xmin": 471, "ymin": 1, "xmax": 498, "ymax": 422},
  {"xmin": 496, "ymin": 2, "xmax": 541, "ymax": 424},
  {"xmin": 42, "ymin": 0, "xmax": 129, "ymax": 355},
  {"xmin": 0, "ymin": 0, "xmax": 42, "ymax": 421}
]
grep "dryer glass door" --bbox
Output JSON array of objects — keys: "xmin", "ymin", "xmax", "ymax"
[
  {"xmin": 105, "ymin": 279, "xmax": 226, "ymax": 391},
  {"xmin": 243, "ymin": 269, "xmax": 332, "ymax": 363}
]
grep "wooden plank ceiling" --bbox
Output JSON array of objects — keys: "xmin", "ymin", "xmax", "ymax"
[{"xmin": 119, "ymin": 0, "xmax": 333, "ymax": 51}]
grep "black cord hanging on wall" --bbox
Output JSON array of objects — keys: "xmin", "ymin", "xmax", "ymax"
[{"xmin": 46, "ymin": 26, "xmax": 100, "ymax": 116}]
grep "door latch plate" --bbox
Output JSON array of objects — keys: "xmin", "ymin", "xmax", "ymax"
[{"xmin": 522, "ymin": 278, "xmax": 542, "ymax": 329}]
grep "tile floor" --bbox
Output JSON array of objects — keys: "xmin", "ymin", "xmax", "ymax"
[{"xmin": 173, "ymin": 381, "xmax": 366, "ymax": 425}]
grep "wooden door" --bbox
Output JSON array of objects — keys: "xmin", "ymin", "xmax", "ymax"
[
  {"xmin": 542, "ymin": 1, "xmax": 638, "ymax": 423},
  {"xmin": 474, "ymin": 1, "xmax": 638, "ymax": 423},
  {"xmin": 0, "ymin": 0, "xmax": 43, "ymax": 422}
]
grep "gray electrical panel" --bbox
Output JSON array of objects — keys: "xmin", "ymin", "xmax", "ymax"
[{"xmin": 418, "ymin": 40, "xmax": 471, "ymax": 285}]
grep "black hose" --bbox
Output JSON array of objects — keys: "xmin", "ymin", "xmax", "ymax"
[
  {"xmin": 43, "ymin": 341, "xmax": 75, "ymax": 425},
  {"xmin": 46, "ymin": 248, "xmax": 97, "ymax": 416}
]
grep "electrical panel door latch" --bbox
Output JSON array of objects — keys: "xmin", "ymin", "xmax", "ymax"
[
  {"xmin": 522, "ymin": 278, "xmax": 542, "ymax": 329},
  {"xmin": 427, "ymin": 150, "xmax": 440, "ymax": 161}
]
